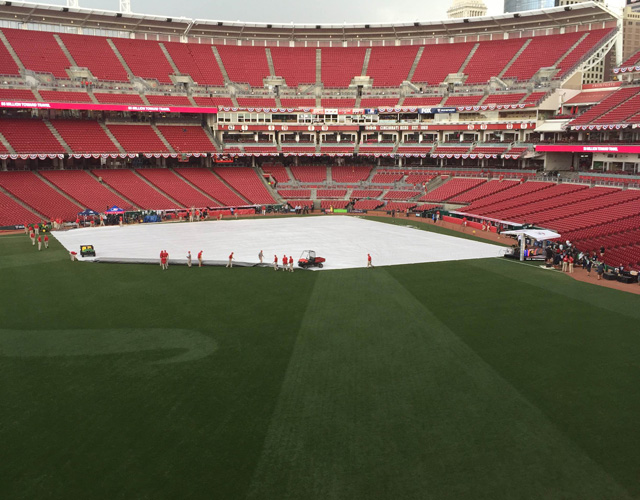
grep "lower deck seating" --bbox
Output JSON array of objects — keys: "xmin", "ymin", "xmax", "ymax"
[
  {"xmin": 384, "ymin": 190, "xmax": 420, "ymax": 200},
  {"xmin": 40, "ymin": 170, "xmax": 131, "ymax": 211},
  {"xmin": 317, "ymin": 189, "xmax": 347, "ymax": 198},
  {"xmin": 0, "ymin": 171, "xmax": 82, "ymax": 221},
  {"xmin": 0, "ymin": 190, "xmax": 40, "ymax": 225},
  {"xmin": 176, "ymin": 168, "xmax": 248, "ymax": 206},
  {"xmin": 290, "ymin": 166, "xmax": 326, "ymax": 183},
  {"xmin": 0, "ymin": 120, "xmax": 65, "ymax": 153},
  {"xmin": 320, "ymin": 200, "xmax": 349, "ymax": 209},
  {"xmin": 106, "ymin": 125, "xmax": 169, "ymax": 153},
  {"xmin": 261, "ymin": 163, "xmax": 290, "ymax": 183},
  {"xmin": 136, "ymin": 168, "xmax": 216, "ymax": 207},
  {"xmin": 331, "ymin": 166, "xmax": 372, "ymax": 183},
  {"xmin": 51, "ymin": 121, "xmax": 119, "ymax": 153},
  {"xmin": 156, "ymin": 126, "xmax": 215, "ymax": 153},
  {"xmin": 94, "ymin": 169, "xmax": 180, "ymax": 209},
  {"xmin": 351, "ymin": 189, "xmax": 382, "ymax": 198},
  {"xmin": 277, "ymin": 189, "xmax": 311, "ymax": 199},
  {"xmin": 353, "ymin": 199, "xmax": 384, "ymax": 211},
  {"xmin": 420, "ymin": 178, "xmax": 486, "ymax": 202},
  {"xmin": 214, "ymin": 167, "xmax": 275, "ymax": 204}
]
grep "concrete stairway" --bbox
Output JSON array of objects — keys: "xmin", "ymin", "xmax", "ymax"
[
  {"xmin": 555, "ymin": 33, "xmax": 590, "ymax": 68},
  {"xmin": 54, "ymin": 34, "xmax": 79, "ymax": 68},
  {"xmin": 458, "ymin": 43, "xmax": 479, "ymax": 74},
  {"xmin": 0, "ymin": 132, "xmax": 16, "ymax": 155},
  {"xmin": 169, "ymin": 168, "xmax": 221, "ymax": 206},
  {"xmin": 498, "ymin": 39, "xmax": 532, "ymax": 78},
  {"xmin": 99, "ymin": 123, "xmax": 126, "ymax": 154},
  {"xmin": 406, "ymin": 46, "xmax": 425, "ymax": 82},
  {"xmin": 151, "ymin": 124, "xmax": 176, "ymax": 154},
  {"xmin": 34, "ymin": 171, "xmax": 86, "ymax": 209},
  {"xmin": 0, "ymin": 31, "xmax": 25, "ymax": 73},
  {"xmin": 210, "ymin": 169, "xmax": 251, "ymax": 205},
  {"xmin": 316, "ymin": 49, "xmax": 322, "ymax": 85},
  {"xmin": 159, "ymin": 43, "xmax": 180, "ymax": 75},
  {"xmin": 211, "ymin": 46, "xmax": 231, "ymax": 84},
  {"xmin": 265, "ymin": 48, "xmax": 277, "ymax": 77},
  {"xmin": 43, "ymin": 120, "xmax": 72, "ymax": 154},
  {"xmin": 132, "ymin": 169, "xmax": 185, "ymax": 208},
  {"xmin": 361, "ymin": 48, "xmax": 372, "ymax": 76},
  {"xmin": 86, "ymin": 170, "xmax": 140, "ymax": 209},
  {"xmin": 106, "ymin": 39, "xmax": 135, "ymax": 80}
]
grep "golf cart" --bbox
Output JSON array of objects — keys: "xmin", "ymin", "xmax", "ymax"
[
  {"xmin": 298, "ymin": 250, "xmax": 326, "ymax": 269},
  {"xmin": 80, "ymin": 245, "xmax": 96, "ymax": 257}
]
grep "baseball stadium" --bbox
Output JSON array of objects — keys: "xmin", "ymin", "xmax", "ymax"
[{"xmin": 2, "ymin": 0, "xmax": 640, "ymax": 498}]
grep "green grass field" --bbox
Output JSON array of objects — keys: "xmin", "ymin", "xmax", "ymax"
[{"xmin": 2, "ymin": 218, "xmax": 639, "ymax": 500}]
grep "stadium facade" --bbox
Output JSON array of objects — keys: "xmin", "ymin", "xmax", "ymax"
[{"xmin": 504, "ymin": 0, "xmax": 557, "ymax": 13}]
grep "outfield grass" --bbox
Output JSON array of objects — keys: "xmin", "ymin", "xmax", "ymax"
[{"xmin": 1, "ymin": 222, "xmax": 639, "ymax": 500}]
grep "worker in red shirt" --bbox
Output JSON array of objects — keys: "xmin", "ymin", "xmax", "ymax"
[
  {"xmin": 76, "ymin": 217, "xmax": 81, "ymax": 229},
  {"xmin": 282, "ymin": 254, "xmax": 287, "ymax": 271},
  {"xmin": 159, "ymin": 250, "xmax": 164, "ymax": 267},
  {"xmin": 367, "ymin": 253, "xmax": 373, "ymax": 268},
  {"xmin": 44, "ymin": 235, "xmax": 49, "ymax": 249},
  {"xmin": 119, "ymin": 215, "xmax": 123, "ymax": 227},
  {"xmin": 288, "ymin": 256, "xmax": 294, "ymax": 272},
  {"xmin": 568, "ymin": 255, "xmax": 574, "ymax": 274},
  {"xmin": 462, "ymin": 217, "xmax": 468, "ymax": 232},
  {"xmin": 161, "ymin": 250, "xmax": 169, "ymax": 270},
  {"xmin": 29, "ymin": 230, "xmax": 35, "ymax": 246},
  {"xmin": 273, "ymin": 254, "xmax": 278, "ymax": 271},
  {"xmin": 198, "ymin": 250, "xmax": 203, "ymax": 267},
  {"xmin": 226, "ymin": 252, "xmax": 234, "ymax": 268},
  {"xmin": 37, "ymin": 235, "xmax": 42, "ymax": 251}
]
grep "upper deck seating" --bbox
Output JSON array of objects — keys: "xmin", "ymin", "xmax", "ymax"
[
  {"xmin": 217, "ymin": 46, "xmax": 270, "ymax": 87},
  {"xmin": 2, "ymin": 28, "xmax": 69, "ymax": 78},
  {"xmin": 111, "ymin": 38, "xmax": 174, "ymax": 84},
  {"xmin": 411, "ymin": 42, "xmax": 475, "ymax": 85},
  {"xmin": 163, "ymin": 42, "xmax": 225, "ymax": 86},
  {"xmin": 59, "ymin": 33, "xmax": 129, "ymax": 81},
  {"xmin": 270, "ymin": 47, "xmax": 316, "ymax": 87},
  {"xmin": 321, "ymin": 48, "xmax": 366, "ymax": 88},
  {"xmin": 367, "ymin": 46, "xmax": 419, "ymax": 87}
]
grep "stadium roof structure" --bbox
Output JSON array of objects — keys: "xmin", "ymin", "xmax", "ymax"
[{"xmin": 0, "ymin": 0, "xmax": 620, "ymax": 43}]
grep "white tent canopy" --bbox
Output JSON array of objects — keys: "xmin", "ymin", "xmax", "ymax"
[{"xmin": 503, "ymin": 229, "xmax": 561, "ymax": 241}]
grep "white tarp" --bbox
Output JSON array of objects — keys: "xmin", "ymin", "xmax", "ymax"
[{"xmin": 52, "ymin": 216, "xmax": 506, "ymax": 270}]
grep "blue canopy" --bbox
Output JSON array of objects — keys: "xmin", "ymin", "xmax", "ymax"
[
  {"xmin": 105, "ymin": 206, "xmax": 125, "ymax": 214},
  {"xmin": 78, "ymin": 209, "xmax": 99, "ymax": 216}
]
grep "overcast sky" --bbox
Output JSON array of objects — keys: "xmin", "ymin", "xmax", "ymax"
[{"xmin": 43, "ymin": 0, "xmax": 626, "ymax": 24}]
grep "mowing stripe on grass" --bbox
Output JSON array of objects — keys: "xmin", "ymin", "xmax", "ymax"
[{"xmin": 247, "ymin": 268, "xmax": 631, "ymax": 500}]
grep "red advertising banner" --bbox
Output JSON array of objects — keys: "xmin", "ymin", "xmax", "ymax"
[
  {"xmin": 0, "ymin": 100, "xmax": 218, "ymax": 114},
  {"xmin": 535, "ymin": 144, "xmax": 640, "ymax": 154}
]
